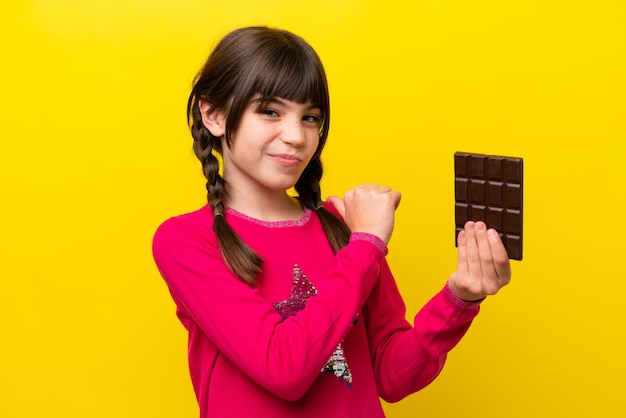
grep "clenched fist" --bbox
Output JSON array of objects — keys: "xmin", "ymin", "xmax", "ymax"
[{"xmin": 327, "ymin": 184, "xmax": 401, "ymax": 245}]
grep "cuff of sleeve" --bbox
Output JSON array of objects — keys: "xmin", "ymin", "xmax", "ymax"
[
  {"xmin": 350, "ymin": 232, "xmax": 388, "ymax": 256},
  {"xmin": 443, "ymin": 282, "xmax": 485, "ymax": 310}
]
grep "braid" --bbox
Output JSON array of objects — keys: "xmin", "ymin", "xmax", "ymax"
[
  {"xmin": 295, "ymin": 156, "xmax": 323, "ymax": 210},
  {"xmin": 296, "ymin": 157, "xmax": 351, "ymax": 252},
  {"xmin": 190, "ymin": 103, "xmax": 262, "ymax": 285},
  {"xmin": 190, "ymin": 105, "xmax": 226, "ymax": 213}
]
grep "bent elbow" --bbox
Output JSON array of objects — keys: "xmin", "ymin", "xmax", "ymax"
[
  {"xmin": 379, "ymin": 391, "xmax": 407, "ymax": 404},
  {"xmin": 376, "ymin": 355, "xmax": 446, "ymax": 403},
  {"xmin": 377, "ymin": 376, "xmax": 435, "ymax": 404},
  {"xmin": 263, "ymin": 376, "xmax": 312, "ymax": 402}
]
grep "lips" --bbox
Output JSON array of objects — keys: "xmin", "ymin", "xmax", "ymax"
[{"xmin": 268, "ymin": 153, "xmax": 302, "ymax": 167}]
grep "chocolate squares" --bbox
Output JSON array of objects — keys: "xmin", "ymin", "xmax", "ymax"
[{"xmin": 454, "ymin": 152, "xmax": 524, "ymax": 260}]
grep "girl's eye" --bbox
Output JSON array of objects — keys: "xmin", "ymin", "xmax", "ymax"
[
  {"xmin": 261, "ymin": 109, "xmax": 279, "ymax": 117},
  {"xmin": 303, "ymin": 114, "xmax": 321, "ymax": 124}
]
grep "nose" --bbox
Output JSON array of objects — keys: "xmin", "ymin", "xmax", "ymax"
[{"xmin": 280, "ymin": 117, "xmax": 306, "ymax": 147}]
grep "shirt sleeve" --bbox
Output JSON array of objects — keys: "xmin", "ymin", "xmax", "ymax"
[
  {"xmin": 152, "ymin": 216, "xmax": 386, "ymax": 402},
  {"xmin": 362, "ymin": 259, "xmax": 481, "ymax": 402}
]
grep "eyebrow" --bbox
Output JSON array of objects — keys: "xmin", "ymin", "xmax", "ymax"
[{"xmin": 257, "ymin": 96, "xmax": 321, "ymax": 111}]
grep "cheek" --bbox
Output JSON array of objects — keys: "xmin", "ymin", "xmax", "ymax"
[
  {"xmin": 311, "ymin": 139, "xmax": 322, "ymax": 160},
  {"xmin": 231, "ymin": 146, "xmax": 254, "ymax": 162},
  {"xmin": 307, "ymin": 133, "xmax": 321, "ymax": 152}
]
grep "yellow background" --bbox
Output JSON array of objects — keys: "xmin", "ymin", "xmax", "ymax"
[{"xmin": 1, "ymin": 1, "xmax": 624, "ymax": 417}]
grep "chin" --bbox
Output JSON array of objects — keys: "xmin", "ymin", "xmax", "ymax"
[
  {"xmin": 272, "ymin": 183, "xmax": 298, "ymax": 192},
  {"xmin": 266, "ymin": 177, "xmax": 300, "ymax": 192}
]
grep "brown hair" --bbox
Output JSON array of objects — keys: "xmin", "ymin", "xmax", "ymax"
[{"xmin": 187, "ymin": 26, "xmax": 350, "ymax": 285}]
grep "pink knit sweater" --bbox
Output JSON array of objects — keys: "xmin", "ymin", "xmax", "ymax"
[{"xmin": 152, "ymin": 204, "xmax": 481, "ymax": 417}]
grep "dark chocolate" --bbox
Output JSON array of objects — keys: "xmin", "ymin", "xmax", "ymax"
[{"xmin": 454, "ymin": 151, "xmax": 523, "ymax": 260}]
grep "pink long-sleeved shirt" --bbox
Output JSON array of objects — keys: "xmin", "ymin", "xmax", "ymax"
[{"xmin": 152, "ymin": 204, "xmax": 480, "ymax": 417}]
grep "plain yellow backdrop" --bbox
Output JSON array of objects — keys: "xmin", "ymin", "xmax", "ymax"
[{"xmin": 1, "ymin": 1, "xmax": 624, "ymax": 417}]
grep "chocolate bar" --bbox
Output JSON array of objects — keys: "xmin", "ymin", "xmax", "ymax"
[{"xmin": 454, "ymin": 152, "xmax": 523, "ymax": 260}]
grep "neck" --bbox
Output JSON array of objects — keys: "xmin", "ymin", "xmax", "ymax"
[{"xmin": 224, "ymin": 189, "xmax": 304, "ymax": 222}]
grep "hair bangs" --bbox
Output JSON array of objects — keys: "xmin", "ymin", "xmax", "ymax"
[{"xmin": 254, "ymin": 51, "xmax": 327, "ymax": 110}]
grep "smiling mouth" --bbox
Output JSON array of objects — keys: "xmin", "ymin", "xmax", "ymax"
[{"xmin": 269, "ymin": 154, "xmax": 302, "ymax": 167}]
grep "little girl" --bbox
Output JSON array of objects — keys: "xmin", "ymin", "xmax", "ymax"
[{"xmin": 153, "ymin": 26, "xmax": 511, "ymax": 418}]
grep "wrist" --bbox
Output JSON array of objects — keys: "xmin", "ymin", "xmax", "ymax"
[
  {"xmin": 350, "ymin": 232, "xmax": 388, "ymax": 256},
  {"xmin": 447, "ymin": 275, "xmax": 486, "ymax": 303}
]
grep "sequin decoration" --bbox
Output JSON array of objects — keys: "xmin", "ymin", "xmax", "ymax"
[
  {"xmin": 272, "ymin": 264, "xmax": 354, "ymax": 387},
  {"xmin": 272, "ymin": 265, "xmax": 318, "ymax": 320},
  {"xmin": 321, "ymin": 343, "xmax": 352, "ymax": 387}
]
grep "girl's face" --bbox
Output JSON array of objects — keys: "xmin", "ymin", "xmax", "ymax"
[{"xmin": 205, "ymin": 96, "xmax": 322, "ymax": 198}]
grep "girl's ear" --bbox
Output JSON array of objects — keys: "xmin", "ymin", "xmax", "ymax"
[{"xmin": 199, "ymin": 100, "xmax": 226, "ymax": 137}]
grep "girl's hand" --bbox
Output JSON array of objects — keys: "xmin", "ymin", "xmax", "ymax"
[
  {"xmin": 327, "ymin": 184, "xmax": 401, "ymax": 245},
  {"xmin": 448, "ymin": 221, "xmax": 511, "ymax": 301}
]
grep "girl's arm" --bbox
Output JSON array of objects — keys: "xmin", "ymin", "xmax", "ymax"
[
  {"xmin": 364, "ymin": 220, "xmax": 511, "ymax": 402},
  {"xmin": 363, "ymin": 260, "xmax": 480, "ymax": 402},
  {"xmin": 152, "ymin": 216, "xmax": 384, "ymax": 402}
]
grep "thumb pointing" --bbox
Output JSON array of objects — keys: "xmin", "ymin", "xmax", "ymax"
[{"xmin": 326, "ymin": 195, "xmax": 345, "ymax": 219}]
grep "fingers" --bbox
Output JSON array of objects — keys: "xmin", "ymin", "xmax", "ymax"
[
  {"xmin": 456, "ymin": 229, "xmax": 468, "ymax": 278},
  {"xmin": 343, "ymin": 184, "xmax": 401, "ymax": 215},
  {"xmin": 463, "ymin": 221, "xmax": 483, "ymax": 283},
  {"xmin": 345, "ymin": 184, "xmax": 399, "ymax": 206},
  {"xmin": 487, "ymin": 228, "xmax": 512, "ymax": 284},
  {"xmin": 451, "ymin": 221, "xmax": 512, "ymax": 300},
  {"xmin": 475, "ymin": 223, "xmax": 500, "ymax": 287},
  {"xmin": 455, "ymin": 221, "xmax": 485, "ymax": 297},
  {"xmin": 326, "ymin": 195, "xmax": 345, "ymax": 219}
]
